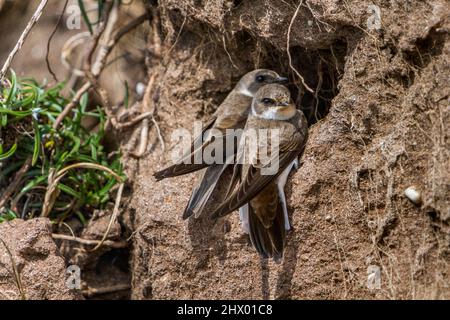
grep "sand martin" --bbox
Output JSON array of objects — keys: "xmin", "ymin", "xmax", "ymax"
[
  {"xmin": 154, "ymin": 70, "xmax": 288, "ymax": 219},
  {"xmin": 211, "ymin": 84, "xmax": 308, "ymax": 259}
]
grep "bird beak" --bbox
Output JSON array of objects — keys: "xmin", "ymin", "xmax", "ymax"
[
  {"xmin": 278, "ymin": 101, "xmax": 290, "ymax": 107},
  {"xmin": 274, "ymin": 76, "xmax": 289, "ymax": 84}
]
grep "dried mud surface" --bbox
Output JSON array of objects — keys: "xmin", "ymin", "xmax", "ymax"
[
  {"xmin": 0, "ymin": 218, "xmax": 81, "ymax": 300},
  {"xmin": 0, "ymin": 0, "xmax": 448, "ymax": 300},
  {"xmin": 127, "ymin": 0, "xmax": 450, "ymax": 299}
]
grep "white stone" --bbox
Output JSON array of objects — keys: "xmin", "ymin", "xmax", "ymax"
[
  {"xmin": 404, "ymin": 186, "xmax": 421, "ymax": 205},
  {"xmin": 135, "ymin": 82, "xmax": 146, "ymax": 97}
]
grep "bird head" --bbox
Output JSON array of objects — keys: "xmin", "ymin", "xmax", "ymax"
[
  {"xmin": 236, "ymin": 69, "xmax": 288, "ymax": 97},
  {"xmin": 251, "ymin": 84, "xmax": 297, "ymax": 120}
]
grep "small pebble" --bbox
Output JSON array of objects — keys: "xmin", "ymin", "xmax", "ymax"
[
  {"xmin": 300, "ymin": 254, "xmax": 309, "ymax": 261},
  {"xmin": 136, "ymin": 82, "xmax": 146, "ymax": 97},
  {"xmin": 404, "ymin": 186, "xmax": 421, "ymax": 205}
]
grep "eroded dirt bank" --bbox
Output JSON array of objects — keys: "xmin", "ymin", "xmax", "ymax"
[
  {"xmin": 0, "ymin": 218, "xmax": 81, "ymax": 299},
  {"xmin": 126, "ymin": 0, "xmax": 449, "ymax": 299},
  {"xmin": 0, "ymin": 0, "xmax": 448, "ymax": 300}
]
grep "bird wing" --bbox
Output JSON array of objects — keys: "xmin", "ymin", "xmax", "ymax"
[
  {"xmin": 214, "ymin": 112, "xmax": 247, "ymax": 131},
  {"xmin": 182, "ymin": 158, "xmax": 232, "ymax": 219},
  {"xmin": 153, "ymin": 116, "xmax": 217, "ymax": 181},
  {"xmin": 181, "ymin": 111, "xmax": 250, "ymax": 218},
  {"xmin": 154, "ymin": 90, "xmax": 251, "ymax": 181},
  {"xmin": 211, "ymin": 131, "xmax": 305, "ymax": 219}
]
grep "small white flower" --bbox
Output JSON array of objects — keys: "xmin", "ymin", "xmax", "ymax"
[{"xmin": 32, "ymin": 108, "xmax": 41, "ymax": 120}]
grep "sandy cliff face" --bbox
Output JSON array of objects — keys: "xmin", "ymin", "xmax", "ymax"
[
  {"xmin": 0, "ymin": 218, "xmax": 82, "ymax": 300},
  {"xmin": 0, "ymin": 0, "xmax": 448, "ymax": 300},
  {"xmin": 127, "ymin": 0, "xmax": 449, "ymax": 299}
]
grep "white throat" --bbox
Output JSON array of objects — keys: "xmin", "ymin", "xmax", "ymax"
[
  {"xmin": 237, "ymin": 85, "xmax": 253, "ymax": 97},
  {"xmin": 252, "ymin": 105, "xmax": 296, "ymax": 120}
]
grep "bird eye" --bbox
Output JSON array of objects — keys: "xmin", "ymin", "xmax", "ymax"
[
  {"xmin": 261, "ymin": 98, "xmax": 274, "ymax": 104},
  {"xmin": 256, "ymin": 75, "xmax": 265, "ymax": 83}
]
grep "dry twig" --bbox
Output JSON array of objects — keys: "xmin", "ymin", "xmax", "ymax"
[
  {"xmin": 41, "ymin": 162, "xmax": 123, "ymax": 217},
  {"xmin": 0, "ymin": 158, "xmax": 32, "ymax": 210},
  {"xmin": 53, "ymin": 82, "xmax": 91, "ymax": 129},
  {"xmin": 151, "ymin": 115, "xmax": 165, "ymax": 151},
  {"xmin": 114, "ymin": 111, "xmax": 154, "ymax": 129},
  {"xmin": 0, "ymin": 0, "xmax": 49, "ymax": 82},
  {"xmin": 54, "ymin": 12, "xmax": 148, "ymax": 130},
  {"xmin": 51, "ymin": 234, "xmax": 128, "ymax": 249},
  {"xmin": 286, "ymin": 0, "xmax": 314, "ymax": 93},
  {"xmin": 130, "ymin": 118, "xmax": 150, "ymax": 158},
  {"xmin": 82, "ymin": 283, "xmax": 130, "ymax": 297},
  {"xmin": 45, "ymin": 0, "xmax": 69, "ymax": 82},
  {"xmin": 88, "ymin": 183, "xmax": 125, "ymax": 252}
]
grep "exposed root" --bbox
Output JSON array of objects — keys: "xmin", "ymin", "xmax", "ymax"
[
  {"xmin": 313, "ymin": 59, "xmax": 324, "ymax": 122},
  {"xmin": 61, "ymin": 32, "xmax": 91, "ymax": 77},
  {"xmin": 53, "ymin": 82, "xmax": 92, "ymax": 129},
  {"xmin": 82, "ymin": 283, "xmax": 131, "ymax": 298},
  {"xmin": 0, "ymin": 157, "xmax": 31, "ymax": 210},
  {"xmin": 286, "ymin": 0, "xmax": 314, "ymax": 94},
  {"xmin": 130, "ymin": 118, "xmax": 150, "ymax": 158},
  {"xmin": 222, "ymin": 35, "xmax": 239, "ymax": 70},
  {"xmin": 88, "ymin": 182, "xmax": 125, "ymax": 252},
  {"xmin": 52, "ymin": 234, "xmax": 128, "ymax": 249},
  {"xmin": 304, "ymin": 1, "xmax": 334, "ymax": 32},
  {"xmin": 55, "ymin": 10, "xmax": 148, "ymax": 129},
  {"xmin": 114, "ymin": 111, "xmax": 154, "ymax": 129},
  {"xmin": 45, "ymin": 0, "xmax": 69, "ymax": 82},
  {"xmin": 151, "ymin": 116, "xmax": 165, "ymax": 152}
]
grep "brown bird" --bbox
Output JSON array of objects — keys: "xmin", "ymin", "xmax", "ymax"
[
  {"xmin": 153, "ymin": 69, "xmax": 288, "ymax": 219},
  {"xmin": 211, "ymin": 84, "xmax": 308, "ymax": 259}
]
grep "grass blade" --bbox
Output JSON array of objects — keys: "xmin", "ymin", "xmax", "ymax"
[
  {"xmin": 32, "ymin": 115, "xmax": 41, "ymax": 166},
  {"xmin": 0, "ymin": 143, "xmax": 17, "ymax": 161},
  {"xmin": 77, "ymin": 0, "xmax": 93, "ymax": 34}
]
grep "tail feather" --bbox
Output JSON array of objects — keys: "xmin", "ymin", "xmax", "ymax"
[{"xmin": 247, "ymin": 200, "xmax": 286, "ymax": 260}]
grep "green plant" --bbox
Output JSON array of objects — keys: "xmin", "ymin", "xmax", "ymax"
[
  {"xmin": 78, "ymin": 0, "xmax": 107, "ymax": 34},
  {"xmin": 0, "ymin": 71, "xmax": 124, "ymax": 223}
]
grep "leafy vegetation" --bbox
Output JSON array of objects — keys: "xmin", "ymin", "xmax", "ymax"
[{"xmin": 0, "ymin": 71, "xmax": 124, "ymax": 223}]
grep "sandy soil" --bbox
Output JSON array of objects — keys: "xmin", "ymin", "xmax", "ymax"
[
  {"xmin": 0, "ymin": 218, "xmax": 81, "ymax": 299},
  {"xmin": 127, "ymin": 0, "xmax": 449, "ymax": 299},
  {"xmin": 0, "ymin": 0, "xmax": 448, "ymax": 300}
]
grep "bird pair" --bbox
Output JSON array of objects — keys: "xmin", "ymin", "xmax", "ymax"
[{"xmin": 154, "ymin": 69, "xmax": 308, "ymax": 260}]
